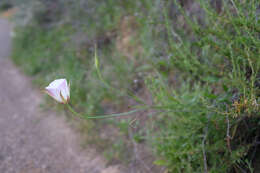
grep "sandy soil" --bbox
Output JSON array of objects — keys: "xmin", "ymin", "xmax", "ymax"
[{"xmin": 0, "ymin": 18, "xmax": 122, "ymax": 173}]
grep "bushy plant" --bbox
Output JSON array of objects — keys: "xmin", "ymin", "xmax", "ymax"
[{"xmin": 147, "ymin": 1, "xmax": 260, "ymax": 172}]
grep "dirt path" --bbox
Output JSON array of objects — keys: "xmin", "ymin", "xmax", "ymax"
[{"xmin": 0, "ymin": 18, "xmax": 121, "ymax": 173}]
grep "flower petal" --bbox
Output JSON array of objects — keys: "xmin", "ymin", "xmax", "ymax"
[{"xmin": 45, "ymin": 87, "xmax": 63, "ymax": 103}]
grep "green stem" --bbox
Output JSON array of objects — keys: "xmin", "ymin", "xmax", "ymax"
[{"xmin": 66, "ymin": 104, "xmax": 148, "ymax": 119}]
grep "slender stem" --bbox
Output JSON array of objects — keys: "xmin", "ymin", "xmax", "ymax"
[
  {"xmin": 67, "ymin": 104, "xmax": 82, "ymax": 117},
  {"xmin": 66, "ymin": 104, "xmax": 148, "ymax": 119}
]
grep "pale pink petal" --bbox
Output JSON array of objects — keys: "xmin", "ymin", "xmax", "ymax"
[
  {"xmin": 60, "ymin": 80, "xmax": 69, "ymax": 100},
  {"xmin": 45, "ymin": 87, "xmax": 63, "ymax": 103}
]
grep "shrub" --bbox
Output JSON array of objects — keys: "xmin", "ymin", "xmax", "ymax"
[{"xmin": 148, "ymin": 1, "xmax": 260, "ymax": 172}]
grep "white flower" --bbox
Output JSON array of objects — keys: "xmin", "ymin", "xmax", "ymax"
[{"xmin": 45, "ymin": 79, "xmax": 70, "ymax": 104}]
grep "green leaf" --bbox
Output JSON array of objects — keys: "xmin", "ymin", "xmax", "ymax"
[
  {"xmin": 222, "ymin": 84, "xmax": 228, "ymax": 92},
  {"xmin": 204, "ymin": 92, "xmax": 217, "ymax": 99}
]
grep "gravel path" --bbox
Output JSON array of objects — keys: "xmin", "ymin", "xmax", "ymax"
[{"xmin": 0, "ymin": 18, "xmax": 121, "ymax": 173}]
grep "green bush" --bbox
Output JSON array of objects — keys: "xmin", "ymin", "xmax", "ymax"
[{"xmin": 148, "ymin": 1, "xmax": 260, "ymax": 172}]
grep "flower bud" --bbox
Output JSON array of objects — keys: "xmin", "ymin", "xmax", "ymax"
[{"xmin": 45, "ymin": 79, "xmax": 70, "ymax": 104}]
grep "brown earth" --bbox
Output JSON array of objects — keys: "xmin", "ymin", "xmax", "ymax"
[{"xmin": 0, "ymin": 17, "xmax": 123, "ymax": 173}]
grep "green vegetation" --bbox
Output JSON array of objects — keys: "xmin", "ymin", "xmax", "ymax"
[{"xmin": 12, "ymin": 0, "xmax": 259, "ymax": 172}]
